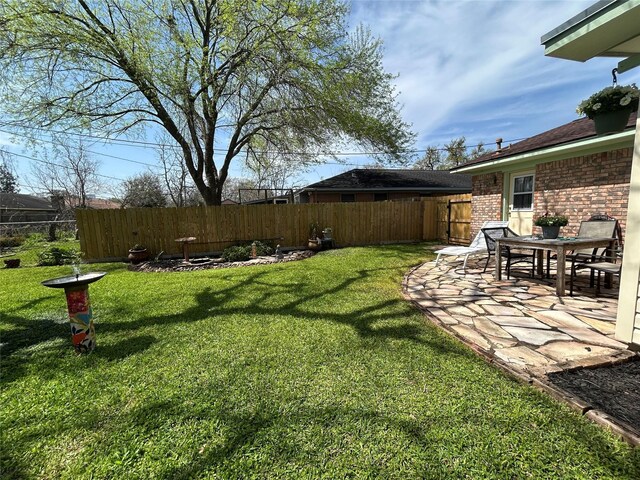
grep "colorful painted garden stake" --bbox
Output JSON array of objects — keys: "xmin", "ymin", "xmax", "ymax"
[
  {"xmin": 41, "ymin": 272, "xmax": 107, "ymax": 354},
  {"xmin": 64, "ymin": 285, "xmax": 96, "ymax": 353}
]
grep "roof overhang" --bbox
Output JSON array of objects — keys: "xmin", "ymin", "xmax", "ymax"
[
  {"xmin": 541, "ymin": 0, "xmax": 640, "ymax": 73},
  {"xmin": 452, "ymin": 129, "xmax": 635, "ymax": 175},
  {"xmin": 299, "ymin": 187, "xmax": 470, "ymax": 193}
]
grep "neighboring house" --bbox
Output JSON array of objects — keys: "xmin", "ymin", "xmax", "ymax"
[
  {"xmin": 242, "ymin": 191, "xmax": 295, "ymax": 205},
  {"xmin": 59, "ymin": 195, "xmax": 121, "ymax": 210},
  {"xmin": 0, "ymin": 193, "xmax": 57, "ymax": 223},
  {"xmin": 84, "ymin": 197, "xmax": 121, "ymax": 209},
  {"xmin": 297, "ymin": 168, "xmax": 472, "ymax": 203},
  {"xmin": 451, "ymin": 112, "xmax": 636, "ymax": 238}
]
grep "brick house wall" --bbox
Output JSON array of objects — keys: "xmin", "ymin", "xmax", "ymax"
[
  {"xmin": 534, "ymin": 148, "xmax": 631, "ymax": 237},
  {"xmin": 471, "ymin": 172, "xmax": 504, "ymax": 239},
  {"xmin": 469, "ymin": 147, "xmax": 632, "ymax": 241}
]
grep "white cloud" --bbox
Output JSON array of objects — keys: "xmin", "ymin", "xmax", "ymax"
[{"xmin": 348, "ymin": 0, "xmax": 640, "ymax": 151}]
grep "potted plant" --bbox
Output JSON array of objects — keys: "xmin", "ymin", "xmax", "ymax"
[
  {"xmin": 128, "ymin": 243, "xmax": 149, "ymax": 263},
  {"xmin": 308, "ymin": 222, "xmax": 322, "ymax": 251},
  {"xmin": 3, "ymin": 258, "xmax": 20, "ymax": 268},
  {"xmin": 534, "ymin": 214, "xmax": 568, "ymax": 239},
  {"xmin": 576, "ymin": 84, "xmax": 639, "ymax": 135}
]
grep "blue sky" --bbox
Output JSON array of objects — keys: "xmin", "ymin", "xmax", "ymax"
[{"xmin": 3, "ymin": 0, "xmax": 640, "ymax": 197}]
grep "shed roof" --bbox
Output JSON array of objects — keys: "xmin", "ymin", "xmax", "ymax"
[{"xmin": 301, "ymin": 168, "xmax": 471, "ymax": 192}]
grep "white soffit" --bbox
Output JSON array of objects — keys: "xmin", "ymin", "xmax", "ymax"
[{"xmin": 542, "ymin": 0, "xmax": 640, "ymax": 72}]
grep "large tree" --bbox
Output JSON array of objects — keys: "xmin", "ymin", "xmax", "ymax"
[{"xmin": 0, "ymin": 0, "xmax": 414, "ymax": 205}]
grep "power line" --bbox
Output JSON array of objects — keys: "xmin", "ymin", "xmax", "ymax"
[
  {"xmin": 2, "ymin": 150, "xmax": 126, "ymax": 182},
  {"xmin": 0, "ymin": 121, "xmax": 526, "ymax": 156},
  {"xmin": 0, "ymin": 127, "xmax": 160, "ymax": 169}
]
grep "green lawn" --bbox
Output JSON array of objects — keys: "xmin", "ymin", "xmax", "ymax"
[{"xmin": 1, "ymin": 244, "xmax": 639, "ymax": 479}]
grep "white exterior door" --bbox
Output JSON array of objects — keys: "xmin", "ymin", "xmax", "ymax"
[{"xmin": 508, "ymin": 172, "xmax": 535, "ymax": 235}]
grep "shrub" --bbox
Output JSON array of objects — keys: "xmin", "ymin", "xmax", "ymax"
[
  {"xmin": 22, "ymin": 233, "xmax": 47, "ymax": 247},
  {"xmin": 221, "ymin": 241, "xmax": 275, "ymax": 262},
  {"xmin": 37, "ymin": 246, "xmax": 81, "ymax": 266},
  {"xmin": 0, "ymin": 236, "xmax": 25, "ymax": 249},
  {"xmin": 221, "ymin": 245, "xmax": 251, "ymax": 262},
  {"xmin": 253, "ymin": 241, "xmax": 274, "ymax": 256}
]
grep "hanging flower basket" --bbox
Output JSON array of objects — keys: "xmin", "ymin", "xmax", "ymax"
[
  {"xmin": 592, "ymin": 109, "xmax": 633, "ymax": 135},
  {"xmin": 577, "ymin": 84, "xmax": 639, "ymax": 136}
]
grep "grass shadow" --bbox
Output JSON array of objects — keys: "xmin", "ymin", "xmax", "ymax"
[{"xmin": 97, "ymin": 335, "xmax": 157, "ymax": 361}]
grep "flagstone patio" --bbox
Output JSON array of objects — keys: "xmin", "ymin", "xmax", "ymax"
[
  {"xmin": 404, "ymin": 253, "xmax": 640, "ymax": 444},
  {"xmin": 404, "ymin": 255, "xmax": 636, "ymax": 380}
]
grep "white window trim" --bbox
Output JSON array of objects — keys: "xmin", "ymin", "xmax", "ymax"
[{"xmin": 510, "ymin": 173, "xmax": 535, "ymax": 212}]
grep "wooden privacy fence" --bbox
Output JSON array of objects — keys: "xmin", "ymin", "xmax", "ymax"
[{"xmin": 76, "ymin": 194, "xmax": 472, "ymax": 261}]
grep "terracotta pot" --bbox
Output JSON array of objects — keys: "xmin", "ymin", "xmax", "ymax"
[
  {"xmin": 308, "ymin": 239, "xmax": 322, "ymax": 251},
  {"xmin": 592, "ymin": 109, "xmax": 633, "ymax": 135},
  {"xmin": 128, "ymin": 248, "xmax": 149, "ymax": 263},
  {"xmin": 4, "ymin": 258, "xmax": 20, "ymax": 268}
]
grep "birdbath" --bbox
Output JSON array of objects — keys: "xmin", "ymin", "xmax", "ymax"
[
  {"xmin": 175, "ymin": 237, "xmax": 196, "ymax": 262},
  {"xmin": 41, "ymin": 272, "xmax": 107, "ymax": 354}
]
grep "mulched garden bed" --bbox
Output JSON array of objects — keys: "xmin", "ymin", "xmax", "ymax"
[
  {"xmin": 547, "ymin": 356, "xmax": 640, "ymax": 434},
  {"xmin": 129, "ymin": 250, "xmax": 316, "ymax": 272}
]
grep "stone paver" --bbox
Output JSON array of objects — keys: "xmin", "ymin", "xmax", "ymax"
[
  {"xmin": 557, "ymin": 327, "xmax": 628, "ymax": 349},
  {"xmin": 483, "ymin": 305, "xmax": 524, "ymax": 316},
  {"xmin": 404, "ymin": 256, "xmax": 634, "ymax": 379},
  {"xmin": 574, "ymin": 315, "xmax": 616, "ymax": 334},
  {"xmin": 526, "ymin": 310, "xmax": 591, "ymax": 329},
  {"xmin": 488, "ymin": 316, "xmax": 551, "ymax": 329},
  {"xmin": 501, "ymin": 327, "xmax": 572, "ymax": 346},
  {"xmin": 536, "ymin": 341, "xmax": 618, "ymax": 363},
  {"xmin": 474, "ymin": 318, "xmax": 512, "ymax": 339},
  {"xmin": 451, "ymin": 325, "xmax": 492, "ymax": 351},
  {"xmin": 494, "ymin": 346, "xmax": 555, "ymax": 367}
]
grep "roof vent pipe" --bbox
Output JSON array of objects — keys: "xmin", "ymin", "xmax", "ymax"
[{"xmin": 495, "ymin": 137, "xmax": 503, "ymax": 152}]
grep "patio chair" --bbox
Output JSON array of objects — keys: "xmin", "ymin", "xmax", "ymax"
[
  {"xmin": 565, "ymin": 216, "xmax": 619, "ymax": 285},
  {"xmin": 569, "ymin": 247, "xmax": 622, "ymax": 296},
  {"xmin": 481, "ymin": 226, "xmax": 536, "ymax": 278},
  {"xmin": 434, "ymin": 220, "xmax": 508, "ymax": 271}
]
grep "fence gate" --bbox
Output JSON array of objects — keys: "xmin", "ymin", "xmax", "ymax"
[{"xmin": 446, "ymin": 199, "xmax": 471, "ymax": 245}]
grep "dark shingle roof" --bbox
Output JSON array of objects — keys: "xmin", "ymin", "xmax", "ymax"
[
  {"xmin": 302, "ymin": 169, "xmax": 471, "ymax": 191},
  {"xmin": 453, "ymin": 111, "xmax": 637, "ymax": 170},
  {"xmin": 0, "ymin": 193, "xmax": 55, "ymax": 210}
]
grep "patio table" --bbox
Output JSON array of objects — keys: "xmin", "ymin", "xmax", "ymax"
[{"xmin": 494, "ymin": 236, "xmax": 614, "ymax": 296}]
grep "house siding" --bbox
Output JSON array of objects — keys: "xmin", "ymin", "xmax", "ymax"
[
  {"xmin": 470, "ymin": 147, "xmax": 632, "ymax": 240},
  {"xmin": 635, "ymin": 281, "xmax": 640, "ymax": 344}
]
